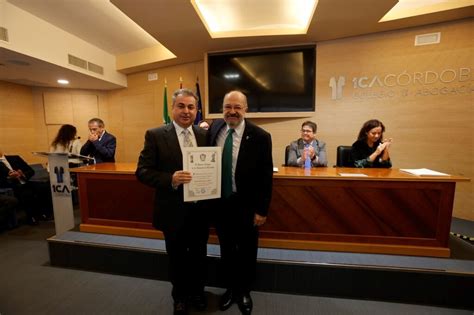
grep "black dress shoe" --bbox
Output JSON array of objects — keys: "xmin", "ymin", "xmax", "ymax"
[
  {"xmin": 219, "ymin": 289, "xmax": 235, "ymax": 311},
  {"xmin": 237, "ymin": 293, "xmax": 253, "ymax": 315},
  {"xmin": 173, "ymin": 301, "xmax": 188, "ymax": 315},
  {"xmin": 189, "ymin": 292, "xmax": 207, "ymax": 311}
]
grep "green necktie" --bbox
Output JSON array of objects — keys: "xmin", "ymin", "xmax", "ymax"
[{"xmin": 221, "ymin": 128, "xmax": 234, "ymax": 198}]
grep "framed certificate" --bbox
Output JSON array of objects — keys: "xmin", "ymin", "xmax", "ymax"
[{"xmin": 182, "ymin": 146, "xmax": 221, "ymax": 202}]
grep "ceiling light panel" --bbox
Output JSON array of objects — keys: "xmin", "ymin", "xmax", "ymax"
[
  {"xmin": 380, "ymin": 0, "xmax": 473, "ymax": 22},
  {"xmin": 191, "ymin": 0, "xmax": 318, "ymax": 38}
]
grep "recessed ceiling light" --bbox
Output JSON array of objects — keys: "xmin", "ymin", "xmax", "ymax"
[
  {"xmin": 191, "ymin": 0, "xmax": 318, "ymax": 38},
  {"xmin": 380, "ymin": 0, "xmax": 473, "ymax": 22},
  {"xmin": 57, "ymin": 79, "xmax": 69, "ymax": 85}
]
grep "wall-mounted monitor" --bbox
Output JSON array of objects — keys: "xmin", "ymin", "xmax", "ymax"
[{"xmin": 205, "ymin": 45, "xmax": 316, "ymax": 118}]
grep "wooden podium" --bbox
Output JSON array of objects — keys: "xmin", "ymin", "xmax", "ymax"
[{"xmin": 72, "ymin": 163, "xmax": 469, "ymax": 257}]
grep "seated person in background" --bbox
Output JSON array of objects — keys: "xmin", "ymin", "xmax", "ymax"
[
  {"xmin": 287, "ymin": 121, "xmax": 328, "ymax": 167},
  {"xmin": 0, "ymin": 148, "xmax": 52, "ymax": 225},
  {"xmin": 351, "ymin": 119, "xmax": 392, "ymax": 168},
  {"xmin": 80, "ymin": 118, "xmax": 116, "ymax": 164},
  {"xmin": 0, "ymin": 194, "xmax": 19, "ymax": 231},
  {"xmin": 50, "ymin": 124, "xmax": 83, "ymax": 167}
]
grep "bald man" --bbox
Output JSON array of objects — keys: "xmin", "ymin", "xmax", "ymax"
[{"xmin": 208, "ymin": 91, "xmax": 273, "ymax": 315}]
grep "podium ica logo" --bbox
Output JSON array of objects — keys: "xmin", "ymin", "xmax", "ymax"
[{"xmin": 52, "ymin": 166, "xmax": 71, "ymax": 195}]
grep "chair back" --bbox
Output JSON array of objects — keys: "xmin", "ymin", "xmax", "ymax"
[
  {"xmin": 29, "ymin": 163, "xmax": 50, "ymax": 182},
  {"xmin": 336, "ymin": 145, "xmax": 353, "ymax": 167},
  {"xmin": 284, "ymin": 145, "xmax": 290, "ymax": 166}
]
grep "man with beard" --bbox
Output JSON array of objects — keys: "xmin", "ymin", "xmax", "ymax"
[
  {"xmin": 136, "ymin": 89, "xmax": 209, "ymax": 315},
  {"xmin": 208, "ymin": 90, "xmax": 273, "ymax": 315}
]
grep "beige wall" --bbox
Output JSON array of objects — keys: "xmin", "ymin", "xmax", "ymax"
[
  {"xmin": 0, "ymin": 81, "xmax": 39, "ymax": 160},
  {"xmin": 107, "ymin": 61, "xmax": 205, "ymax": 163},
  {"xmin": 0, "ymin": 19, "xmax": 472, "ymax": 220},
  {"xmin": 0, "ymin": 82, "xmax": 109, "ymax": 164}
]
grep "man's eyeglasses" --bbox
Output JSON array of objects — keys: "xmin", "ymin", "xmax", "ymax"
[
  {"xmin": 301, "ymin": 129, "xmax": 313, "ymax": 133},
  {"xmin": 224, "ymin": 105, "xmax": 244, "ymax": 111}
]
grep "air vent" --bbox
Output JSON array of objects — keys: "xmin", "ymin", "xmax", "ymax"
[
  {"xmin": 415, "ymin": 32, "xmax": 441, "ymax": 46},
  {"xmin": 68, "ymin": 54, "xmax": 87, "ymax": 69},
  {"xmin": 0, "ymin": 27, "xmax": 8, "ymax": 42},
  {"xmin": 88, "ymin": 61, "xmax": 104, "ymax": 75}
]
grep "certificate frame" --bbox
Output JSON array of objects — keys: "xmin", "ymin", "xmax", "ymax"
[{"xmin": 182, "ymin": 146, "xmax": 221, "ymax": 202}]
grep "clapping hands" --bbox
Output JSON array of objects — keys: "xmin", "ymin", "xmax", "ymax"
[
  {"xmin": 376, "ymin": 138, "xmax": 393, "ymax": 154},
  {"xmin": 302, "ymin": 146, "xmax": 315, "ymax": 161}
]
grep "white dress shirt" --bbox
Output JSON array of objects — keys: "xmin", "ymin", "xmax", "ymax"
[{"xmin": 173, "ymin": 121, "xmax": 197, "ymax": 148}]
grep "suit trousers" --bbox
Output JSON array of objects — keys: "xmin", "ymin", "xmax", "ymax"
[
  {"xmin": 12, "ymin": 183, "xmax": 38, "ymax": 220},
  {"xmin": 162, "ymin": 202, "xmax": 209, "ymax": 302},
  {"xmin": 215, "ymin": 194, "xmax": 259, "ymax": 294}
]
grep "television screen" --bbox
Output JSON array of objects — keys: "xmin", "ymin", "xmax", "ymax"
[{"xmin": 206, "ymin": 45, "xmax": 316, "ymax": 115}]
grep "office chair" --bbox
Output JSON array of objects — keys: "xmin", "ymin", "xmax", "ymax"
[
  {"xmin": 29, "ymin": 164, "xmax": 50, "ymax": 183},
  {"xmin": 336, "ymin": 145, "xmax": 353, "ymax": 167},
  {"xmin": 284, "ymin": 145, "xmax": 290, "ymax": 166}
]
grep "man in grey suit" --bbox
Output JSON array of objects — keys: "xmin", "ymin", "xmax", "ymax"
[
  {"xmin": 136, "ymin": 88, "xmax": 208, "ymax": 315},
  {"xmin": 287, "ymin": 121, "xmax": 328, "ymax": 167},
  {"xmin": 208, "ymin": 91, "xmax": 273, "ymax": 315}
]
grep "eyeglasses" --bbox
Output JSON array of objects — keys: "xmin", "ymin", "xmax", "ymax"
[
  {"xmin": 301, "ymin": 129, "xmax": 313, "ymax": 133},
  {"xmin": 224, "ymin": 105, "xmax": 244, "ymax": 111}
]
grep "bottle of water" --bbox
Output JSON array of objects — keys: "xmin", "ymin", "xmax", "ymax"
[{"xmin": 304, "ymin": 145, "xmax": 311, "ymax": 170}]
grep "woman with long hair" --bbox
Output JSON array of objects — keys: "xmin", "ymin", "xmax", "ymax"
[
  {"xmin": 350, "ymin": 119, "xmax": 392, "ymax": 168},
  {"xmin": 50, "ymin": 124, "xmax": 82, "ymax": 166}
]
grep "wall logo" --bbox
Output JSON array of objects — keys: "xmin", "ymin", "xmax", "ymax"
[
  {"xmin": 329, "ymin": 76, "xmax": 345, "ymax": 100},
  {"xmin": 329, "ymin": 67, "xmax": 471, "ymax": 101}
]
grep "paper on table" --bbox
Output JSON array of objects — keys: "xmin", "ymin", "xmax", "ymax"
[
  {"xmin": 400, "ymin": 168, "xmax": 449, "ymax": 176},
  {"xmin": 338, "ymin": 173, "xmax": 368, "ymax": 177}
]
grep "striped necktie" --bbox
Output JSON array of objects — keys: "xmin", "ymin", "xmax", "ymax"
[{"xmin": 182, "ymin": 129, "xmax": 193, "ymax": 147}]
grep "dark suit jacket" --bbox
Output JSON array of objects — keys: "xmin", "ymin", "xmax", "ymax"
[
  {"xmin": 135, "ymin": 123, "xmax": 207, "ymax": 231},
  {"xmin": 80, "ymin": 131, "xmax": 116, "ymax": 163},
  {"xmin": 208, "ymin": 119, "xmax": 273, "ymax": 217},
  {"xmin": 351, "ymin": 139, "xmax": 392, "ymax": 168},
  {"xmin": 0, "ymin": 155, "xmax": 35, "ymax": 188}
]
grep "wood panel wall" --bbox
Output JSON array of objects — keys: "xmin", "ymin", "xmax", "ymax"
[{"xmin": 0, "ymin": 19, "xmax": 472, "ymax": 220}]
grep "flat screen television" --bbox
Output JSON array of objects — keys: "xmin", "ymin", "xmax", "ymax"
[{"xmin": 205, "ymin": 45, "xmax": 316, "ymax": 118}]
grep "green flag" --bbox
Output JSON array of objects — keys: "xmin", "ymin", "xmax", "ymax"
[{"xmin": 163, "ymin": 86, "xmax": 171, "ymax": 124}]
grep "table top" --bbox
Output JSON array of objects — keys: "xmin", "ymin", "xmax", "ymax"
[{"xmin": 71, "ymin": 163, "xmax": 470, "ymax": 182}]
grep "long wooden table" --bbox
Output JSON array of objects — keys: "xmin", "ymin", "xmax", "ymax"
[{"xmin": 73, "ymin": 163, "xmax": 469, "ymax": 257}]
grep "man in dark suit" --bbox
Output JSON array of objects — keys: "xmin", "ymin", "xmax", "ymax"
[
  {"xmin": 136, "ymin": 88, "xmax": 208, "ymax": 315},
  {"xmin": 0, "ymin": 149, "xmax": 50, "ymax": 225},
  {"xmin": 208, "ymin": 90, "xmax": 273, "ymax": 315},
  {"xmin": 80, "ymin": 118, "xmax": 116, "ymax": 163}
]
